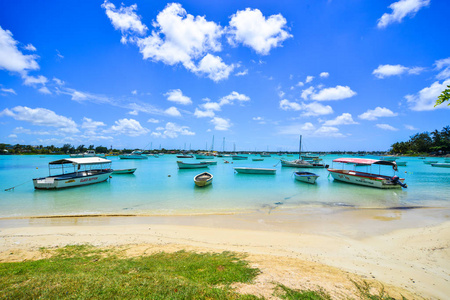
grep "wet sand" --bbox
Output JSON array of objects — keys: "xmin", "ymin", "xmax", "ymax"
[{"xmin": 1, "ymin": 206, "xmax": 449, "ymax": 299}]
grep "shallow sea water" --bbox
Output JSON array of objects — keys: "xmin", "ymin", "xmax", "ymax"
[{"xmin": 0, "ymin": 154, "xmax": 449, "ymax": 218}]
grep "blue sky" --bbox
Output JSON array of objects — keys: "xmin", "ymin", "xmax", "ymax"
[{"xmin": 0, "ymin": 0, "xmax": 449, "ymax": 152}]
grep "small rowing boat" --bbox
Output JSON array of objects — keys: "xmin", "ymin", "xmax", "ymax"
[
  {"xmin": 194, "ymin": 172, "xmax": 213, "ymax": 187},
  {"xmin": 294, "ymin": 172, "xmax": 319, "ymax": 184},
  {"xmin": 112, "ymin": 168, "xmax": 137, "ymax": 174},
  {"xmin": 234, "ymin": 167, "xmax": 276, "ymax": 175},
  {"xmin": 252, "ymin": 158, "xmax": 264, "ymax": 161},
  {"xmin": 431, "ymin": 163, "xmax": 450, "ymax": 168},
  {"xmin": 177, "ymin": 161, "xmax": 210, "ymax": 169}
]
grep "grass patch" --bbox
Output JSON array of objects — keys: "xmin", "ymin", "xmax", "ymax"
[
  {"xmin": 0, "ymin": 245, "xmax": 260, "ymax": 299},
  {"xmin": 352, "ymin": 280, "xmax": 407, "ymax": 300},
  {"xmin": 274, "ymin": 284, "xmax": 332, "ymax": 300}
]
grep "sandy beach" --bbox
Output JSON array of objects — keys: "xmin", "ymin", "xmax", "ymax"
[{"xmin": 1, "ymin": 206, "xmax": 449, "ymax": 299}]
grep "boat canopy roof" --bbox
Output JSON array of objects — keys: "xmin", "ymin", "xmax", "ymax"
[
  {"xmin": 49, "ymin": 157, "xmax": 111, "ymax": 165},
  {"xmin": 332, "ymin": 158, "xmax": 397, "ymax": 169}
]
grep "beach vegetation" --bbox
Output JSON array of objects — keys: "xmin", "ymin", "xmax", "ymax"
[
  {"xmin": 274, "ymin": 284, "xmax": 331, "ymax": 299},
  {"xmin": 435, "ymin": 85, "xmax": 450, "ymax": 107},
  {"xmin": 390, "ymin": 126, "xmax": 450, "ymax": 155},
  {"xmin": 351, "ymin": 280, "xmax": 406, "ymax": 300},
  {"xmin": 0, "ymin": 245, "xmax": 260, "ymax": 299}
]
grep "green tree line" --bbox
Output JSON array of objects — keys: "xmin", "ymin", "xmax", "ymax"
[{"xmin": 391, "ymin": 126, "xmax": 450, "ymax": 154}]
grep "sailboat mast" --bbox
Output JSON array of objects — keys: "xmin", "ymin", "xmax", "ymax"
[
  {"xmin": 299, "ymin": 135, "xmax": 302, "ymax": 159},
  {"xmin": 222, "ymin": 137, "xmax": 225, "ymax": 152}
]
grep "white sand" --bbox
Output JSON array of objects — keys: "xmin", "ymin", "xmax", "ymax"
[{"xmin": 1, "ymin": 207, "xmax": 449, "ymax": 299}]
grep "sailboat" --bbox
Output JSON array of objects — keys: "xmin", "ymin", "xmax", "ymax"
[{"xmin": 280, "ymin": 135, "xmax": 328, "ymax": 168}]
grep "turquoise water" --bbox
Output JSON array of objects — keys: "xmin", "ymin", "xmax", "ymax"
[{"xmin": 0, "ymin": 155, "xmax": 449, "ymax": 218}]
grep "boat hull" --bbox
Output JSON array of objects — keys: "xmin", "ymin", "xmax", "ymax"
[
  {"xmin": 177, "ymin": 161, "xmax": 210, "ymax": 169},
  {"xmin": 328, "ymin": 169, "xmax": 404, "ymax": 189},
  {"xmin": 112, "ymin": 168, "xmax": 137, "ymax": 174},
  {"xmin": 232, "ymin": 156, "xmax": 248, "ymax": 160},
  {"xmin": 281, "ymin": 160, "xmax": 327, "ymax": 168},
  {"xmin": 234, "ymin": 167, "xmax": 276, "ymax": 174},
  {"xmin": 33, "ymin": 170, "xmax": 112, "ymax": 189},
  {"xmin": 194, "ymin": 172, "xmax": 213, "ymax": 187},
  {"xmin": 431, "ymin": 163, "xmax": 450, "ymax": 168},
  {"xmin": 294, "ymin": 172, "xmax": 319, "ymax": 184},
  {"xmin": 119, "ymin": 155, "xmax": 148, "ymax": 159}
]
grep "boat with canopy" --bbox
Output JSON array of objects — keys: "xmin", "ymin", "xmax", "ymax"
[
  {"xmin": 33, "ymin": 157, "xmax": 112, "ymax": 189},
  {"xmin": 327, "ymin": 158, "xmax": 407, "ymax": 189}
]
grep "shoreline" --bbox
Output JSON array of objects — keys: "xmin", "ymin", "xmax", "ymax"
[{"xmin": 1, "ymin": 207, "xmax": 449, "ymax": 299}]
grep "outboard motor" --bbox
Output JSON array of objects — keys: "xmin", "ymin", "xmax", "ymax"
[{"xmin": 391, "ymin": 176, "xmax": 407, "ymax": 188}]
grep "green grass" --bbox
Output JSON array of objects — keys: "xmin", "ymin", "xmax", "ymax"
[
  {"xmin": 274, "ymin": 284, "xmax": 332, "ymax": 300},
  {"xmin": 351, "ymin": 280, "xmax": 407, "ymax": 300},
  {"xmin": 0, "ymin": 245, "xmax": 261, "ymax": 299}
]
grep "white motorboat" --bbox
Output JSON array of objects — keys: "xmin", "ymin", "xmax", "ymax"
[
  {"xmin": 119, "ymin": 150, "xmax": 148, "ymax": 159},
  {"xmin": 70, "ymin": 150, "xmax": 105, "ymax": 158},
  {"xmin": 327, "ymin": 158, "xmax": 407, "ymax": 189},
  {"xmin": 33, "ymin": 157, "xmax": 112, "ymax": 189},
  {"xmin": 234, "ymin": 167, "xmax": 276, "ymax": 174}
]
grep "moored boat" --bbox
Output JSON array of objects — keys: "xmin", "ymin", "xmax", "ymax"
[
  {"xmin": 327, "ymin": 158, "xmax": 407, "ymax": 189},
  {"xmin": 232, "ymin": 155, "xmax": 248, "ymax": 160},
  {"xmin": 203, "ymin": 161, "xmax": 217, "ymax": 165},
  {"xmin": 234, "ymin": 167, "xmax": 276, "ymax": 174},
  {"xmin": 119, "ymin": 150, "xmax": 148, "ymax": 159},
  {"xmin": 177, "ymin": 155, "xmax": 193, "ymax": 158},
  {"xmin": 424, "ymin": 160, "xmax": 438, "ymax": 164},
  {"xmin": 260, "ymin": 153, "xmax": 271, "ymax": 157},
  {"xmin": 112, "ymin": 168, "xmax": 137, "ymax": 174},
  {"xmin": 281, "ymin": 159, "xmax": 328, "ymax": 168},
  {"xmin": 395, "ymin": 161, "xmax": 407, "ymax": 166},
  {"xmin": 294, "ymin": 171, "xmax": 319, "ymax": 184},
  {"xmin": 33, "ymin": 157, "xmax": 112, "ymax": 189},
  {"xmin": 70, "ymin": 150, "xmax": 106, "ymax": 158},
  {"xmin": 177, "ymin": 161, "xmax": 210, "ymax": 169},
  {"xmin": 194, "ymin": 172, "xmax": 213, "ymax": 187},
  {"xmin": 281, "ymin": 135, "xmax": 328, "ymax": 168},
  {"xmin": 431, "ymin": 163, "xmax": 450, "ymax": 168},
  {"xmin": 252, "ymin": 158, "xmax": 264, "ymax": 161}
]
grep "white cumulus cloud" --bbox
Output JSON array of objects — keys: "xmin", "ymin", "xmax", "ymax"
[
  {"xmin": 376, "ymin": 124, "xmax": 398, "ymax": 131},
  {"xmin": 210, "ymin": 117, "xmax": 231, "ymax": 131},
  {"xmin": 377, "ymin": 0, "xmax": 430, "ymax": 29},
  {"xmin": 319, "ymin": 72, "xmax": 329, "ymax": 78},
  {"xmin": 153, "ymin": 122, "xmax": 195, "ymax": 138},
  {"xmin": 227, "ymin": 8, "xmax": 292, "ymax": 55},
  {"xmin": 358, "ymin": 107, "xmax": 398, "ymax": 120},
  {"xmin": 372, "ymin": 64, "xmax": 424, "ymax": 79},
  {"xmin": 101, "ymin": 0, "xmax": 147, "ymax": 42},
  {"xmin": 0, "ymin": 106, "xmax": 79, "ymax": 133},
  {"xmin": 164, "ymin": 89, "xmax": 192, "ymax": 105},
  {"xmin": 405, "ymin": 79, "xmax": 450, "ymax": 111},
  {"xmin": 164, "ymin": 106, "xmax": 182, "ymax": 117},
  {"xmin": 109, "ymin": 118, "xmax": 149, "ymax": 136},
  {"xmin": 311, "ymin": 85, "xmax": 356, "ymax": 101},
  {"xmin": 435, "ymin": 57, "xmax": 450, "ymax": 80},
  {"xmin": 323, "ymin": 113, "xmax": 358, "ymax": 126}
]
